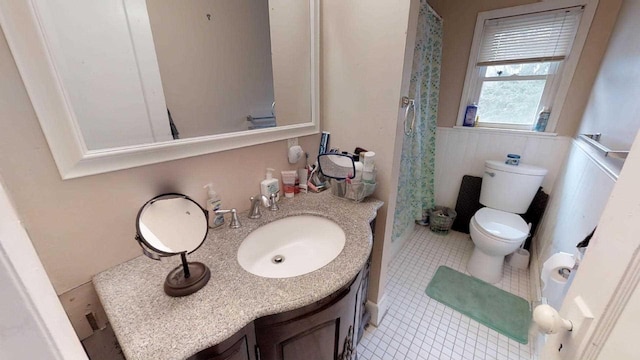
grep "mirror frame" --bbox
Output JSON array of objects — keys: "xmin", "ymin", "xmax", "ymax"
[
  {"xmin": 0, "ymin": 0, "xmax": 320, "ymax": 179},
  {"xmin": 135, "ymin": 193, "xmax": 209, "ymax": 257}
]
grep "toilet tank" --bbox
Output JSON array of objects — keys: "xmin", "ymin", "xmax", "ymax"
[{"xmin": 480, "ymin": 160, "xmax": 548, "ymax": 214}]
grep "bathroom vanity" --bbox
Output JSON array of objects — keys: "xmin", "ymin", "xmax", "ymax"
[{"xmin": 94, "ymin": 191, "xmax": 382, "ymax": 359}]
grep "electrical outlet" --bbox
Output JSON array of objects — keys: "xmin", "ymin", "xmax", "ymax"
[{"xmin": 287, "ymin": 138, "xmax": 298, "ymax": 149}]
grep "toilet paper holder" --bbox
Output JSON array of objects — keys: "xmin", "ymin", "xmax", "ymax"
[
  {"xmin": 558, "ymin": 252, "xmax": 582, "ymax": 279},
  {"xmin": 557, "ymin": 267, "xmax": 572, "ymax": 280},
  {"xmin": 542, "ymin": 251, "xmax": 581, "ymax": 289}
]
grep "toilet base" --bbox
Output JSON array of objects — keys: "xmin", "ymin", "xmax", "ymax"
[{"xmin": 467, "ymin": 247, "xmax": 505, "ymax": 284}]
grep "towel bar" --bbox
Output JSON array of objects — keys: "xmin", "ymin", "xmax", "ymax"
[{"xmin": 578, "ymin": 133, "xmax": 628, "ymax": 159}]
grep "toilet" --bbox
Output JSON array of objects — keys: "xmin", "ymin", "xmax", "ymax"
[{"xmin": 467, "ymin": 160, "xmax": 547, "ymax": 283}]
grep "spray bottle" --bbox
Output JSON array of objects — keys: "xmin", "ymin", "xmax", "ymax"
[{"xmin": 204, "ymin": 183, "xmax": 224, "ymax": 228}]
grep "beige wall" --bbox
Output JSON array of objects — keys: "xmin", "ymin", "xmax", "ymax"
[
  {"xmin": 428, "ymin": 0, "xmax": 622, "ymax": 136},
  {"xmin": 577, "ymin": 0, "xmax": 639, "ymax": 150},
  {"xmin": 555, "ymin": 0, "xmax": 623, "ymax": 136},
  {"xmin": 147, "ymin": 0, "xmax": 275, "ymax": 137},
  {"xmin": 0, "ymin": 27, "xmax": 318, "ymax": 337},
  {"xmin": 321, "ymin": 0, "xmax": 414, "ymax": 304}
]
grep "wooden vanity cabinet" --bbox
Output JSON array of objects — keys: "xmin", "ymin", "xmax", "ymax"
[
  {"xmin": 190, "ymin": 218, "xmax": 377, "ymax": 360},
  {"xmin": 191, "ymin": 267, "xmax": 367, "ymax": 360},
  {"xmin": 189, "ymin": 323, "xmax": 257, "ymax": 360},
  {"xmin": 254, "ymin": 270, "xmax": 363, "ymax": 360}
]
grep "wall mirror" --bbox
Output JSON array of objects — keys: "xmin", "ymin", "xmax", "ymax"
[{"xmin": 0, "ymin": 0, "xmax": 319, "ymax": 179}]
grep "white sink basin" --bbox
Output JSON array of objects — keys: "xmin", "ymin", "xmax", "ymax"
[{"xmin": 237, "ymin": 215, "xmax": 346, "ymax": 278}]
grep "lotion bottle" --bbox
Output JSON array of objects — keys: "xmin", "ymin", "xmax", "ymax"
[
  {"xmin": 533, "ymin": 107, "xmax": 551, "ymax": 132},
  {"xmin": 204, "ymin": 183, "xmax": 224, "ymax": 228},
  {"xmin": 463, "ymin": 103, "xmax": 478, "ymax": 127},
  {"xmin": 260, "ymin": 168, "xmax": 280, "ymax": 201}
]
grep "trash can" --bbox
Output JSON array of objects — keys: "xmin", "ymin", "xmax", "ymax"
[{"xmin": 428, "ymin": 206, "xmax": 457, "ymax": 234}]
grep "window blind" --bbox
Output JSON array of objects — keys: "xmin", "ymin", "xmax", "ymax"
[{"xmin": 477, "ymin": 7, "xmax": 583, "ymax": 66}]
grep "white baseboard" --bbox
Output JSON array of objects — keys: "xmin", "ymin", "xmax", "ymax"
[{"xmin": 365, "ymin": 293, "xmax": 389, "ymax": 327}]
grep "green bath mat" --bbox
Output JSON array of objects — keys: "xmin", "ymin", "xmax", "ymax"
[{"xmin": 425, "ymin": 266, "xmax": 531, "ymax": 344}]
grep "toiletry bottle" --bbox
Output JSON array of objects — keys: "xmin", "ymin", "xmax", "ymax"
[
  {"xmin": 463, "ymin": 103, "xmax": 478, "ymax": 127},
  {"xmin": 260, "ymin": 168, "xmax": 280, "ymax": 201},
  {"xmin": 298, "ymin": 168, "xmax": 308, "ymax": 193},
  {"xmin": 203, "ymin": 183, "xmax": 224, "ymax": 228},
  {"xmin": 281, "ymin": 170, "xmax": 297, "ymax": 198},
  {"xmin": 533, "ymin": 107, "xmax": 551, "ymax": 132}
]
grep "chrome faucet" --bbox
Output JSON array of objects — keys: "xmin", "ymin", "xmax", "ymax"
[
  {"xmin": 249, "ymin": 195, "xmax": 270, "ymax": 219},
  {"xmin": 249, "ymin": 193, "xmax": 279, "ymax": 219},
  {"xmin": 215, "ymin": 209, "xmax": 241, "ymax": 228}
]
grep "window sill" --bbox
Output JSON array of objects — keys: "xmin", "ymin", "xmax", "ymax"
[{"xmin": 451, "ymin": 126, "xmax": 558, "ymax": 137}]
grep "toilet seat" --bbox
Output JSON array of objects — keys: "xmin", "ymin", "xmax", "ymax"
[{"xmin": 473, "ymin": 208, "xmax": 529, "ymax": 242}]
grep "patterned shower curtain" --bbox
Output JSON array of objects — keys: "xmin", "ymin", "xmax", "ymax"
[{"xmin": 392, "ymin": 1, "xmax": 442, "ymax": 242}]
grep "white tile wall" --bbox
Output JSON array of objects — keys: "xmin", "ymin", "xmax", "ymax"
[
  {"xmin": 358, "ymin": 226, "xmax": 532, "ymax": 360},
  {"xmin": 434, "ymin": 127, "xmax": 572, "ymax": 209}
]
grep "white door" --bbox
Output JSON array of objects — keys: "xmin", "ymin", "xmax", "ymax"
[
  {"xmin": 0, "ymin": 182, "xmax": 87, "ymax": 359},
  {"xmin": 542, "ymin": 131, "xmax": 640, "ymax": 359}
]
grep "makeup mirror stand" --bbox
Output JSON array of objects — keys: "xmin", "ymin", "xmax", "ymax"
[
  {"xmin": 164, "ymin": 253, "xmax": 211, "ymax": 297},
  {"xmin": 135, "ymin": 193, "xmax": 211, "ymax": 297}
]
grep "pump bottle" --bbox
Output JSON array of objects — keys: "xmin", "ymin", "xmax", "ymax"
[
  {"xmin": 203, "ymin": 183, "xmax": 224, "ymax": 228},
  {"xmin": 260, "ymin": 168, "xmax": 280, "ymax": 201}
]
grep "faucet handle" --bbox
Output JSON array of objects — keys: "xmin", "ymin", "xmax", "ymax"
[
  {"xmin": 215, "ymin": 209, "xmax": 241, "ymax": 228},
  {"xmin": 269, "ymin": 192, "xmax": 279, "ymax": 211}
]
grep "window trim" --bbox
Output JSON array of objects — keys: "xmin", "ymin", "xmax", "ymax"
[{"xmin": 456, "ymin": 0, "xmax": 598, "ymax": 132}]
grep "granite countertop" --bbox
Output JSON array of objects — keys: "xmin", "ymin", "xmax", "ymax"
[{"xmin": 93, "ymin": 191, "xmax": 383, "ymax": 360}]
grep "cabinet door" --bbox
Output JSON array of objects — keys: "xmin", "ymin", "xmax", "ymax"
[
  {"xmin": 189, "ymin": 323, "xmax": 257, "ymax": 360},
  {"xmin": 356, "ymin": 218, "xmax": 375, "ymax": 344},
  {"xmin": 255, "ymin": 272, "xmax": 362, "ymax": 360},
  {"xmin": 354, "ymin": 257, "xmax": 370, "ymax": 345}
]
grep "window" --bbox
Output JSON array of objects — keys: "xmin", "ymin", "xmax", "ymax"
[
  {"xmin": 457, "ymin": 1, "xmax": 596, "ymax": 132},
  {"xmin": 476, "ymin": 62, "xmax": 559, "ymax": 126}
]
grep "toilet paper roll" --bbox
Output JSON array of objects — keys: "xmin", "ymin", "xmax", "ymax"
[{"xmin": 541, "ymin": 252, "xmax": 575, "ymax": 291}]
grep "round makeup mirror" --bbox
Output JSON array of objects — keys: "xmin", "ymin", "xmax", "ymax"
[
  {"xmin": 135, "ymin": 193, "xmax": 210, "ymax": 297},
  {"xmin": 318, "ymin": 153, "xmax": 356, "ymax": 180}
]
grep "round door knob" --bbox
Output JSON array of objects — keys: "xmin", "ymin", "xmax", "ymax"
[{"xmin": 533, "ymin": 304, "xmax": 573, "ymax": 334}]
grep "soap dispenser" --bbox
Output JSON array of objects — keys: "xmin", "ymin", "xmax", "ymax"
[
  {"xmin": 204, "ymin": 183, "xmax": 224, "ymax": 228},
  {"xmin": 260, "ymin": 168, "xmax": 280, "ymax": 201}
]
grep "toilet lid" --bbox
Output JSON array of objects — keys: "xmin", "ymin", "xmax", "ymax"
[{"xmin": 474, "ymin": 208, "xmax": 529, "ymax": 241}]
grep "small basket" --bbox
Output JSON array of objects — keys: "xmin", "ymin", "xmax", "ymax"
[
  {"xmin": 428, "ymin": 206, "xmax": 457, "ymax": 234},
  {"xmin": 329, "ymin": 179, "xmax": 376, "ymax": 202}
]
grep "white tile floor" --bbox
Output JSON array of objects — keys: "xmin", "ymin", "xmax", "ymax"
[{"xmin": 357, "ymin": 226, "xmax": 532, "ymax": 360}]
